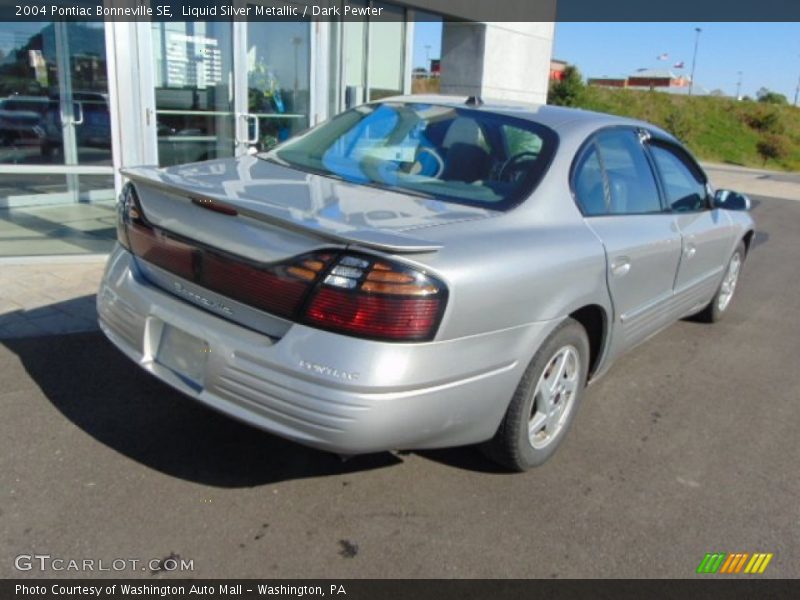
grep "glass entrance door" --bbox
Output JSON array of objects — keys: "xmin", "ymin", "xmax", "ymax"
[
  {"xmin": 149, "ymin": 9, "xmax": 312, "ymax": 166},
  {"xmin": 150, "ymin": 21, "xmax": 237, "ymax": 167},
  {"xmin": 0, "ymin": 21, "xmax": 116, "ymax": 256},
  {"xmin": 240, "ymin": 1, "xmax": 311, "ymax": 152}
]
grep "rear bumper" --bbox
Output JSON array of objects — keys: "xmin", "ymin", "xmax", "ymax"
[{"xmin": 97, "ymin": 245, "xmax": 559, "ymax": 454}]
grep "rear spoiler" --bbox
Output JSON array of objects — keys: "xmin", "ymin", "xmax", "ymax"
[{"xmin": 121, "ymin": 168, "xmax": 443, "ymax": 254}]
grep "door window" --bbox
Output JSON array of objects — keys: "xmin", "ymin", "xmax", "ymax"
[
  {"xmin": 649, "ymin": 143, "xmax": 708, "ymax": 212},
  {"xmin": 595, "ymin": 129, "xmax": 662, "ymax": 215},
  {"xmin": 573, "ymin": 145, "xmax": 606, "ymax": 216},
  {"xmin": 572, "ymin": 129, "xmax": 663, "ymax": 216}
]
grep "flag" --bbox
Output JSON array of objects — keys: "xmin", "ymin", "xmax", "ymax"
[
  {"xmin": 674, "ymin": 61, "xmax": 685, "ymax": 69},
  {"xmin": 657, "ymin": 53, "xmax": 669, "ymax": 61}
]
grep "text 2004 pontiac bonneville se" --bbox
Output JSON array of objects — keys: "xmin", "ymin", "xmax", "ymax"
[{"xmin": 98, "ymin": 96, "xmax": 754, "ymax": 471}]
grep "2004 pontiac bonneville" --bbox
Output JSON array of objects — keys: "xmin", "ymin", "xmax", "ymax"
[{"xmin": 98, "ymin": 96, "xmax": 754, "ymax": 470}]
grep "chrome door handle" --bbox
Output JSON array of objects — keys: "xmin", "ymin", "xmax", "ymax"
[
  {"xmin": 611, "ymin": 257, "xmax": 631, "ymax": 277},
  {"xmin": 239, "ymin": 114, "xmax": 259, "ymax": 146},
  {"xmin": 247, "ymin": 114, "xmax": 259, "ymax": 145},
  {"xmin": 72, "ymin": 101, "xmax": 84, "ymax": 125}
]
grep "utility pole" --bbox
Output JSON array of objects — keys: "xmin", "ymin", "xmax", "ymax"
[
  {"xmin": 792, "ymin": 55, "xmax": 800, "ymax": 106},
  {"xmin": 689, "ymin": 27, "xmax": 702, "ymax": 97},
  {"xmin": 736, "ymin": 71, "xmax": 742, "ymax": 100}
]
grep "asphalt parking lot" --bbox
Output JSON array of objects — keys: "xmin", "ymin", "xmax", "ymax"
[{"xmin": 1, "ymin": 195, "xmax": 798, "ymax": 579}]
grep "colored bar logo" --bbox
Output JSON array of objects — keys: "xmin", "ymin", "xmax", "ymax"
[{"xmin": 696, "ymin": 552, "xmax": 773, "ymax": 574}]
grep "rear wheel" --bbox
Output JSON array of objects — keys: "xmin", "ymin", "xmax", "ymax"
[
  {"xmin": 694, "ymin": 241, "xmax": 745, "ymax": 323},
  {"xmin": 482, "ymin": 318, "xmax": 590, "ymax": 471}
]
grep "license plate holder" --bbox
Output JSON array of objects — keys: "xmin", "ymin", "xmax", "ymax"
[{"xmin": 156, "ymin": 324, "xmax": 209, "ymax": 387}]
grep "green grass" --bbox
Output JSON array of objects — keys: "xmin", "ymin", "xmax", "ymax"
[{"xmin": 573, "ymin": 86, "xmax": 800, "ymax": 171}]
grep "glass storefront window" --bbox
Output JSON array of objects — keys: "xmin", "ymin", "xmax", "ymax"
[
  {"xmin": 411, "ymin": 12, "xmax": 443, "ymax": 95},
  {"xmin": 367, "ymin": 3, "xmax": 405, "ymax": 101},
  {"xmin": 0, "ymin": 3, "xmax": 416, "ymax": 256},
  {"xmin": 0, "ymin": 173, "xmax": 115, "ymax": 256},
  {"xmin": 342, "ymin": 2, "xmax": 367, "ymax": 109},
  {"xmin": 0, "ymin": 21, "xmax": 115, "ymax": 257},
  {"xmin": 337, "ymin": 1, "xmax": 408, "ymax": 110},
  {"xmin": 246, "ymin": 16, "xmax": 310, "ymax": 149}
]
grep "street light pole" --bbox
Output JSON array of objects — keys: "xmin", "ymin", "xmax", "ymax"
[
  {"xmin": 736, "ymin": 71, "xmax": 742, "ymax": 100},
  {"xmin": 689, "ymin": 27, "xmax": 702, "ymax": 97}
]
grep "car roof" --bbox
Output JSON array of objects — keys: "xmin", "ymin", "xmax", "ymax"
[{"xmin": 380, "ymin": 94, "xmax": 675, "ymax": 141}]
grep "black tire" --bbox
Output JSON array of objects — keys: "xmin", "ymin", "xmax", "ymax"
[
  {"xmin": 694, "ymin": 241, "xmax": 746, "ymax": 323},
  {"xmin": 482, "ymin": 318, "xmax": 590, "ymax": 471}
]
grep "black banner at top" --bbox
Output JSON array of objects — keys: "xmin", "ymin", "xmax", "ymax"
[{"xmin": 0, "ymin": 0, "xmax": 799, "ymax": 22}]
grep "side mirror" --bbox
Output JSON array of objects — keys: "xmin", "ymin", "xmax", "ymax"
[{"xmin": 713, "ymin": 189, "xmax": 751, "ymax": 211}]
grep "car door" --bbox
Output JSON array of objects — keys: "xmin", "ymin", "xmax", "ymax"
[
  {"xmin": 647, "ymin": 141, "xmax": 737, "ymax": 317},
  {"xmin": 573, "ymin": 128, "xmax": 683, "ymax": 351}
]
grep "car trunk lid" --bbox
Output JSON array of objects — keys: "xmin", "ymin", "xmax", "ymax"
[{"xmin": 122, "ymin": 155, "xmax": 498, "ymax": 262}]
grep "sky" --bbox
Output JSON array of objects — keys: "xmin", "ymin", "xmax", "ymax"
[
  {"xmin": 553, "ymin": 22, "xmax": 800, "ymax": 100},
  {"xmin": 411, "ymin": 21, "xmax": 800, "ymax": 101},
  {"xmin": 411, "ymin": 20, "xmax": 444, "ymax": 71}
]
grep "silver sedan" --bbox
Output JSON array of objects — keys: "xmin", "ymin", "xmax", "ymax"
[{"xmin": 98, "ymin": 96, "xmax": 754, "ymax": 470}]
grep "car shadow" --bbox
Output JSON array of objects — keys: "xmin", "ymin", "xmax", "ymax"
[
  {"xmin": 2, "ymin": 329, "xmax": 403, "ymax": 487},
  {"xmin": 410, "ymin": 448, "xmax": 509, "ymax": 474}
]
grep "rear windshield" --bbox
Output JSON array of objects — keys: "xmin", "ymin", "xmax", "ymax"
[{"xmin": 262, "ymin": 102, "xmax": 557, "ymax": 211}]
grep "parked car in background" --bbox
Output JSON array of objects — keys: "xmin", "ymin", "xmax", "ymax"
[
  {"xmin": 41, "ymin": 91, "xmax": 111, "ymax": 157},
  {"xmin": 98, "ymin": 96, "xmax": 754, "ymax": 471},
  {"xmin": 0, "ymin": 96, "xmax": 46, "ymax": 148}
]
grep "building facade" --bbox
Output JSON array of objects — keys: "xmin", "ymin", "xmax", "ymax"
[{"xmin": 0, "ymin": 6, "xmax": 553, "ymax": 257}]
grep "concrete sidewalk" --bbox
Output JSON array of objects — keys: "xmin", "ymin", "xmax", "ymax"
[
  {"xmin": 702, "ymin": 162, "xmax": 800, "ymax": 202},
  {"xmin": 1, "ymin": 163, "xmax": 798, "ymax": 340},
  {"xmin": 0, "ymin": 258, "xmax": 105, "ymax": 338}
]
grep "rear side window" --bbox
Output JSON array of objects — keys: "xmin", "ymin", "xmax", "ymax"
[
  {"xmin": 649, "ymin": 144, "xmax": 708, "ymax": 212},
  {"xmin": 595, "ymin": 130, "xmax": 662, "ymax": 215}
]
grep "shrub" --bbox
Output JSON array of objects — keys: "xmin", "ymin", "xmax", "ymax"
[
  {"xmin": 756, "ymin": 88, "xmax": 789, "ymax": 105},
  {"xmin": 743, "ymin": 107, "xmax": 783, "ymax": 133},
  {"xmin": 756, "ymin": 134, "xmax": 789, "ymax": 166},
  {"xmin": 548, "ymin": 65, "xmax": 584, "ymax": 107}
]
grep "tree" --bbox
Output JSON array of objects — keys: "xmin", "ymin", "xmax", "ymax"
[
  {"xmin": 749, "ymin": 110, "xmax": 782, "ymax": 133},
  {"xmin": 756, "ymin": 134, "xmax": 789, "ymax": 166},
  {"xmin": 756, "ymin": 87, "xmax": 788, "ymax": 105},
  {"xmin": 548, "ymin": 65, "xmax": 585, "ymax": 107}
]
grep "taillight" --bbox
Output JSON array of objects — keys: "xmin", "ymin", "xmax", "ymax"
[
  {"xmin": 303, "ymin": 255, "xmax": 446, "ymax": 341},
  {"xmin": 120, "ymin": 183, "xmax": 447, "ymax": 342},
  {"xmin": 116, "ymin": 182, "xmax": 137, "ymax": 250},
  {"xmin": 202, "ymin": 251, "xmax": 331, "ymax": 318},
  {"xmin": 119, "ymin": 183, "xmax": 196, "ymax": 280},
  {"xmin": 118, "ymin": 183, "xmax": 335, "ymax": 318}
]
